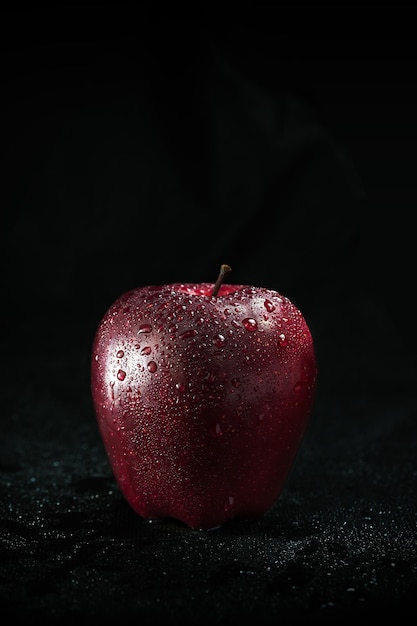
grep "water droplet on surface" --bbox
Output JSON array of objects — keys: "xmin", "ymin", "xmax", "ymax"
[
  {"xmin": 279, "ymin": 333, "xmax": 288, "ymax": 347},
  {"xmin": 175, "ymin": 382, "xmax": 186, "ymax": 393},
  {"xmin": 264, "ymin": 299, "xmax": 275, "ymax": 312},
  {"xmin": 147, "ymin": 361, "xmax": 157, "ymax": 373},
  {"xmin": 210, "ymin": 423, "xmax": 223, "ymax": 437},
  {"xmin": 179, "ymin": 329, "xmax": 198, "ymax": 339},
  {"xmin": 117, "ymin": 369, "xmax": 126, "ymax": 381},
  {"xmin": 214, "ymin": 334, "xmax": 226, "ymax": 348},
  {"xmin": 204, "ymin": 371, "xmax": 216, "ymax": 383},
  {"xmin": 137, "ymin": 324, "xmax": 152, "ymax": 334},
  {"xmin": 294, "ymin": 382, "xmax": 302, "ymax": 393},
  {"xmin": 224, "ymin": 308, "xmax": 231, "ymax": 316},
  {"xmin": 116, "ymin": 349, "xmax": 124, "ymax": 358},
  {"xmin": 243, "ymin": 318, "xmax": 258, "ymax": 332},
  {"xmin": 141, "ymin": 346, "xmax": 151, "ymax": 356},
  {"xmin": 231, "ymin": 378, "xmax": 241, "ymax": 388},
  {"xmin": 224, "ymin": 496, "xmax": 234, "ymax": 511}
]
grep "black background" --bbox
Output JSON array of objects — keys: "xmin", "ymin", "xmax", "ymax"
[{"xmin": 1, "ymin": 6, "xmax": 416, "ymax": 624}]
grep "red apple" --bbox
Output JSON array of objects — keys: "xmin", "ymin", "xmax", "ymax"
[{"xmin": 91, "ymin": 265, "xmax": 317, "ymax": 529}]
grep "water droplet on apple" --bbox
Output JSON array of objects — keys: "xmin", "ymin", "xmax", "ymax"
[
  {"xmin": 231, "ymin": 378, "xmax": 240, "ymax": 388},
  {"xmin": 117, "ymin": 369, "xmax": 126, "ymax": 381},
  {"xmin": 224, "ymin": 496, "xmax": 234, "ymax": 511},
  {"xmin": 147, "ymin": 361, "xmax": 157, "ymax": 373},
  {"xmin": 210, "ymin": 423, "xmax": 223, "ymax": 437},
  {"xmin": 175, "ymin": 382, "xmax": 186, "ymax": 393},
  {"xmin": 204, "ymin": 371, "xmax": 216, "ymax": 383},
  {"xmin": 279, "ymin": 333, "xmax": 288, "ymax": 347},
  {"xmin": 243, "ymin": 318, "xmax": 258, "ymax": 332},
  {"xmin": 231, "ymin": 320, "xmax": 241, "ymax": 329},
  {"xmin": 138, "ymin": 324, "xmax": 152, "ymax": 334},
  {"xmin": 214, "ymin": 334, "xmax": 226, "ymax": 348},
  {"xmin": 264, "ymin": 299, "xmax": 275, "ymax": 312},
  {"xmin": 179, "ymin": 329, "xmax": 198, "ymax": 339},
  {"xmin": 140, "ymin": 346, "xmax": 151, "ymax": 355},
  {"xmin": 224, "ymin": 308, "xmax": 231, "ymax": 316},
  {"xmin": 116, "ymin": 349, "xmax": 124, "ymax": 358}
]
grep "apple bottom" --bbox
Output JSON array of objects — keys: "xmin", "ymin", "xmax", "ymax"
[{"xmin": 97, "ymin": 403, "xmax": 310, "ymax": 530}]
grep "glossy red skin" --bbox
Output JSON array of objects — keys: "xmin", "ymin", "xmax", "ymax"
[{"xmin": 91, "ymin": 283, "xmax": 317, "ymax": 529}]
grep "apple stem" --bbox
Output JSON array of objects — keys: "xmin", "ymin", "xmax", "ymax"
[{"xmin": 211, "ymin": 264, "xmax": 232, "ymax": 297}]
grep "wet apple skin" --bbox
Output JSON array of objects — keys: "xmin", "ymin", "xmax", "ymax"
[{"xmin": 91, "ymin": 283, "xmax": 317, "ymax": 530}]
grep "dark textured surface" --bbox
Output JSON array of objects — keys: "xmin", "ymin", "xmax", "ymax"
[
  {"xmin": 2, "ymin": 351, "xmax": 417, "ymax": 624},
  {"xmin": 1, "ymin": 7, "xmax": 417, "ymax": 624}
]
